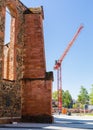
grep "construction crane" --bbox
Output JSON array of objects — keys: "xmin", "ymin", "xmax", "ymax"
[{"xmin": 54, "ymin": 25, "xmax": 83, "ymax": 114}]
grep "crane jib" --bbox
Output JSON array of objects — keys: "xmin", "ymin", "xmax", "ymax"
[{"xmin": 54, "ymin": 25, "xmax": 84, "ymax": 70}]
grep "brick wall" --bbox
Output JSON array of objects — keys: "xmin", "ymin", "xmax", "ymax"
[
  {"xmin": 0, "ymin": 0, "xmax": 53, "ymax": 123},
  {"xmin": 22, "ymin": 7, "xmax": 53, "ymax": 123},
  {"xmin": 0, "ymin": 0, "xmax": 27, "ymax": 121},
  {"xmin": 22, "ymin": 79, "xmax": 52, "ymax": 115},
  {"xmin": 23, "ymin": 11, "xmax": 46, "ymax": 78}
]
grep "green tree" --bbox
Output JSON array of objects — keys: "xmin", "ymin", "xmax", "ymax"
[
  {"xmin": 77, "ymin": 86, "xmax": 89, "ymax": 105},
  {"xmin": 73, "ymin": 102, "xmax": 79, "ymax": 109},
  {"xmin": 89, "ymin": 85, "xmax": 93, "ymax": 105},
  {"xmin": 52, "ymin": 90, "xmax": 64, "ymax": 101},
  {"xmin": 52, "ymin": 91, "xmax": 58, "ymax": 101},
  {"xmin": 52, "ymin": 90, "xmax": 72, "ymax": 108},
  {"xmin": 62, "ymin": 90, "xmax": 72, "ymax": 108}
]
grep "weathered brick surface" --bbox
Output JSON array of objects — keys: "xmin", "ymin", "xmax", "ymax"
[
  {"xmin": 22, "ymin": 8, "xmax": 53, "ymax": 122},
  {"xmin": 22, "ymin": 79, "xmax": 52, "ymax": 115},
  {"xmin": 0, "ymin": 0, "xmax": 53, "ymax": 123},
  {"xmin": 23, "ymin": 13, "xmax": 46, "ymax": 78},
  {"xmin": 0, "ymin": 80, "xmax": 21, "ymax": 117},
  {"xmin": 0, "ymin": 0, "xmax": 27, "ymax": 121}
]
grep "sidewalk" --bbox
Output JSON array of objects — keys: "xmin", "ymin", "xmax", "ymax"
[
  {"xmin": 0, "ymin": 122, "xmax": 83, "ymax": 130},
  {"xmin": 0, "ymin": 114, "xmax": 93, "ymax": 130}
]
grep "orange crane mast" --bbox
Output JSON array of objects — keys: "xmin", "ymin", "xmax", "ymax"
[{"xmin": 54, "ymin": 25, "xmax": 83, "ymax": 114}]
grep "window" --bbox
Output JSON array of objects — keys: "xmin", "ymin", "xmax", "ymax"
[{"xmin": 3, "ymin": 7, "xmax": 16, "ymax": 80}]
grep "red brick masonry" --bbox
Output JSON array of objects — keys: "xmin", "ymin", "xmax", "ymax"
[{"xmin": 0, "ymin": 0, "xmax": 53, "ymax": 123}]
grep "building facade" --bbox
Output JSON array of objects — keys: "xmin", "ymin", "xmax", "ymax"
[{"xmin": 0, "ymin": 0, "xmax": 53, "ymax": 123}]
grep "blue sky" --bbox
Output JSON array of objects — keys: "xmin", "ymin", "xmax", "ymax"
[{"xmin": 6, "ymin": 0, "xmax": 93, "ymax": 99}]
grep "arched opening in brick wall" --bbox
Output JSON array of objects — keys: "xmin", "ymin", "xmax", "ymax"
[
  {"xmin": 3, "ymin": 6, "xmax": 16, "ymax": 81},
  {"xmin": 3, "ymin": 7, "xmax": 11, "ymax": 80},
  {"xmin": 4, "ymin": 7, "xmax": 11, "ymax": 44}
]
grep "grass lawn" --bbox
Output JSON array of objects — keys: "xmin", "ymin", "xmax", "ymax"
[{"xmin": 85, "ymin": 113, "xmax": 93, "ymax": 116}]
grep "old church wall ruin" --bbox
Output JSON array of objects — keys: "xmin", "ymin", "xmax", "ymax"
[{"xmin": 0, "ymin": 0, "xmax": 53, "ymax": 123}]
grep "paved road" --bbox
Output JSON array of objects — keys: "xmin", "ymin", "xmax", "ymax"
[
  {"xmin": 0, "ymin": 114, "xmax": 93, "ymax": 130},
  {"xmin": 53, "ymin": 114, "xmax": 93, "ymax": 130}
]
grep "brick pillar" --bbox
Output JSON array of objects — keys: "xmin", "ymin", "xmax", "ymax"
[
  {"xmin": 22, "ymin": 7, "xmax": 53, "ymax": 123},
  {"xmin": 23, "ymin": 12, "xmax": 46, "ymax": 78},
  {"xmin": 0, "ymin": 2, "xmax": 6, "ymax": 80},
  {"xmin": 3, "ymin": 45, "xmax": 9, "ymax": 79}
]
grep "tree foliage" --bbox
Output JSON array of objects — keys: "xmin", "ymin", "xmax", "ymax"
[
  {"xmin": 62, "ymin": 90, "xmax": 73, "ymax": 108},
  {"xmin": 89, "ymin": 85, "xmax": 93, "ymax": 105},
  {"xmin": 77, "ymin": 86, "xmax": 89, "ymax": 104},
  {"xmin": 52, "ymin": 90, "xmax": 72, "ymax": 108},
  {"xmin": 52, "ymin": 84, "xmax": 93, "ymax": 109},
  {"xmin": 52, "ymin": 91, "xmax": 58, "ymax": 101}
]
